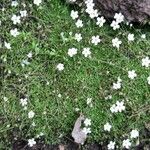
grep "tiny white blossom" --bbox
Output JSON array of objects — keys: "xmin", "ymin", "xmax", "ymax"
[
  {"xmin": 11, "ymin": 14, "xmax": 21, "ymax": 24},
  {"xmin": 141, "ymin": 34, "xmax": 146, "ymax": 39},
  {"xmin": 113, "ymin": 82, "xmax": 121, "ymax": 90},
  {"xmin": 27, "ymin": 52, "xmax": 32, "ymax": 58},
  {"xmin": 68, "ymin": 48, "xmax": 78, "ymax": 57},
  {"xmin": 89, "ymin": 9, "xmax": 98, "ymax": 19},
  {"xmin": 114, "ymin": 13, "xmax": 124, "ymax": 23},
  {"xmin": 122, "ymin": 139, "xmax": 131, "ymax": 149},
  {"xmin": 56, "ymin": 63, "xmax": 64, "ymax": 71},
  {"xmin": 108, "ymin": 141, "xmax": 115, "ymax": 150},
  {"xmin": 110, "ymin": 104, "xmax": 118, "ymax": 113},
  {"xmin": 82, "ymin": 48, "xmax": 91, "ymax": 57},
  {"xmin": 87, "ymin": 98, "xmax": 92, "ymax": 107},
  {"xmin": 10, "ymin": 28, "xmax": 20, "ymax": 37},
  {"xmin": 128, "ymin": 33, "xmax": 135, "ymax": 41},
  {"xmin": 3, "ymin": 96, "xmax": 8, "ymax": 102},
  {"xmin": 130, "ymin": 129, "xmax": 139, "ymax": 139},
  {"xmin": 33, "ymin": 0, "xmax": 42, "ymax": 6},
  {"xmin": 128, "ymin": 70, "xmax": 137, "ymax": 79},
  {"xmin": 4, "ymin": 42, "xmax": 11, "ymax": 49},
  {"xmin": 70, "ymin": 10, "xmax": 78, "ymax": 20},
  {"xmin": 74, "ymin": 33, "xmax": 82, "ymax": 42},
  {"xmin": 96, "ymin": 16, "xmax": 106, "ymax": 27},
  {"xmin": 20, "ymin": 98, "xmax": 27, "ymax": 107},
  {"xmin": 91, "ymin": 35, "xmax": 101, "ymax": 45},
  {"xmin": 11, "ymin": 1, "xmax": 18, "ymax": 7},
  {"xmin": 104, "ymin": 122, "xmax": 112, "ymax": 132},
  {"xmin": 28, "ymin": 111, "xmax": 35, "ymax": 119},
  {"xmin": 112, "ymin": 37, "xmax": 122, "ymax": 49},
  {"xmin": 84, "ymin": 118, "xmax": 91, "ymax": 126},
  {"xmin": 115, "ymin": 101, "xmax": 125, "ymax": 112},
  {"xmin": 75, "ymin": 19, "xmax": 83, "ymax": 28},
  {"xmin": 142, "ymin": 57, "xmax": 150, "ymax": 67},
  {"xmin": 20, "ymin": 10, "xmax": 27, "ymax": 17},
  {"xmin": 110, "ymin": 21, "xmax": 120, "ymax": 30},
  {"xmin": 28, "ymin": 138, "xmax": 36, "ymax": 147},
  {"xmin": 82, "ymin": 127, "xmax": 91, "ymax": 135}
]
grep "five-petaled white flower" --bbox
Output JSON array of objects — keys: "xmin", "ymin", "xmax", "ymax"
[
  {"xmin": 82, "ymin": 48, "xmax": 91, "ymax": 57},
  {"xmin": 82, "ymin": 127, "xmax": 91, "ymax": 135},
  {"xmin": 122, "ymin": 139, "xmax": 131, "ymax": 149},
  {"xmin": 56, "ymin": 63, "xmax": 64, "ymax": 71},
  {"xmin": 91, "ymin": 35, "xmax": 101, "ymax": 45},
  {"xmin": 110, "ymin": 21, "xmax": 120, "ymax": 30},
  {"xmin": 4, "ymin": 42, "xmax": 11, "ymax": 49},
  {"xmin": 20, "ymin": 98, "xmax": 28, "ymax": 107},
  {"xmin": 114, "ymin": 13, "xmax": 124, "ymax": 23},
  {"xmin": 75, "ymin": 19, "xmax": 83, "ymax": 28},
  {"xmin": 11, "ymin": 1, "xmax": 18, "ymax": 7},
  {"xmin": 112, "ymin": 37, "xmax": 122, "ymax": 49},
  {"xmin": 142, "ymin": 57, "xmax": 150, "ymax": 67},
  {"xmin": 68, "ymin": 48, "xmax": 78, "ymax": 57},
  {"xmin": 70, "ymin": 10, "xmax": 78, "ymax": 20},
  {"xmin": 128, "ymin": 33, "xmax": 135, "ymax": 41},
  {"xmin": 20, "ymin": 10, "xmax": 27, "ymax": 17},
  {"xmin": 108, "ymin": 141, "xmax": 115, "ymax": 150},
  {"xmin": 130, "ymin": 129, "xmax": 139, "ymax": 139},
  {"xmin": 10, "ymin": 28, "xmax": 20, "ymax": 37},
  {"xmin": 84, "ymin": 118, "xmax": 91, "ymax": 126},
  {"xmin": 104, "ymin": 122, "xmax": 112, "ymax": 132},
  {"xmin": 115, "ymin": 101, "xmax": 125, "ymax": 112},
  {"xmin": 141, "ymin": 34, "xmax": 146, "ymax": 39},
  {"xmin": 74, "ymin": 33, "xmax": 82, "ymax": 42},
  {"xmin": 128, "ymin": 70, "xmax": 137, "ymax": 79},
  {"xmin": 33, "ymin": 0, "xmax": 42, "ymax": 6},
  {"xmin": 11, "ymin": 14, "xmax": 21, "ymax": 24},
  {"xmin": 28, "ymin": 110, "xmax": 35, "ymax": 119},
  {"xmin": 28, "ymin": 138, "xmax": 36, "ymax": 147},
  {"xmin": 96, "ymin": 16, "xmax": 106, "ymax": 27}
]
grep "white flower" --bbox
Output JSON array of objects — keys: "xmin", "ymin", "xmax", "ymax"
[
  {"xmin": 147, "ymin": 76, "xmax": 150, "ymax": 85},
  {"xmin": 112, "ymin": 37, "xmax": 122, "ymax": 49},
  {"xmin": 91, "ymin": 35, "xmax": 101, "ymax": 45},
  {"xmin": 82, "ymin": 48, "xmax": 91, "ymax": 57},
  {"xmin": 96, "ymin": 16, "xmax": 106, "ymax": 27},
  {"xmin": 128, "ymin": 70, "xmax": 137, "ymax": 79},
  {"xmin": 141, "ymin": 34, "xmax": 146, "ymax": 39},
  {"xmin": 104, "ymin": 122, "xmax": 112, "ymax": 132},
  {"xmin": 56, "ymin": 63, "xmax": 64, "ymax": 71},
  {"xmin": 82, "ymin": 127, "xmax": 91, "ymax": 135},
  {"xmin": 110, "ymin": 104, "xmax": 118, "ymax": 113},
  {"xmin": 68, "ymin": 48, "xmax": 77, "ymax": 57},
  {"xmin": 108, "ymin": 141, "xmax": 115, "ymax": 150},
  {"xmin": 130, "ymin": 129, "xmax": 139, "ymax": 139},
  {"xmin": 128, "ymin": 33, "xmax": 135, "ymax": 41},
  {"xmin": 110, "ymin": 21, "xmax": 120, "ymax": 30},
  {"xmin": 3, "ymin": 96, "xmax": 8, "ymax": 102},
  {"xmin": 84, "ymin": 118, "xmax": 91, "ymax": 126},
  {"xmin": 75, "ymin": 19, "xmax": 83, "ymax": 28},
  {"xmin": 21, "ymin": 59, "xmax": 30, "ymax": 67},
  {"xmin": 115, "ymin": 101, "xmax": 125, "ymax": 112},
  {"xmin": 114, "ymin": 13, "xmax": 124, "ymax": 23},
  {"xmin": 33, "ymin": 0, "xmax": 42, "ymax": 6},
  {"xmin": 28, "ymin": 111, "xmax": 35, "ymax": 119},
  {"xmin": 89, "ymin": 9, "xmax": 98, "ymax": 19},
  {"xmin": 10, "ymin": 28, "xmax": 20, "ymax": 37},
  {"xmin": 28, "ymin": 138, "xmax": 36, "ymax": 147},
  {"xmin": 11, "ymin": 14, "xmax": 21, "ymax": 24},
  {"xmin": 20, "ymin": 98, "xmax": 28, "ymax": 107},
  {"xmin": 11, "ymin": 1, "xmax": 18, "ymax": 7},
  {"xmin": 122, "ymin": 139, "xmax": 131, "ymax": 149},
  {"xmin": 142, "ymin": 57, "xmax": 150, "ymax": 67},
  {"xmin": 20, "ymin": 10, "xmax": 27, "ymax": 17},
  {"xmin": 113, "ymin": 82, "xmax": 121, "ymax": 90},
  {"xmin": 70, "ymin": 10, "xmax": 78, "ymax": 20},
  {"xmin": 27, "ymin": 52, "xmax": 32, "ymax": 58},
  {"xmin": 4, "ymin": 42, "xmax": 11, "ymax": 49},
  {"xmin": 87, "ymin": 98, "xmax": 92, "ymax": 105},
  {"xmin": 74, "ymin": 33, "xmax": 82, "ymax": 42}
]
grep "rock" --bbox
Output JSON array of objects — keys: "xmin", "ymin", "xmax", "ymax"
[{"xmin": 70, "ymin": 0, "xmax": 150, "ymax": 23}]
